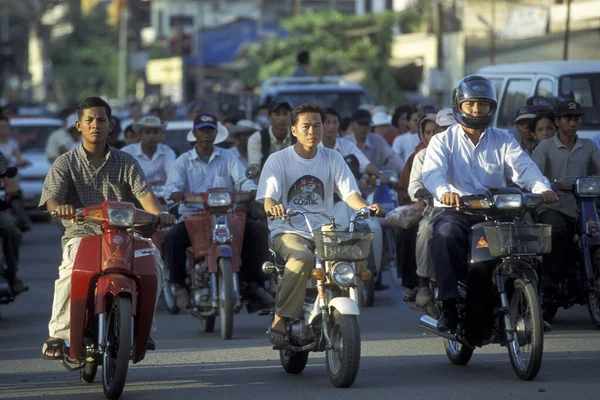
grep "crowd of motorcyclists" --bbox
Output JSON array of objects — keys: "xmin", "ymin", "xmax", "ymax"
[{"xmin": 0, "ymin": 72, "xmax": 598, "ymax": 387}]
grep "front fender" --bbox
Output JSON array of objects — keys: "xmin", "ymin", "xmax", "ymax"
[
  {"xmin": 328, "ymin": 297, "xmax": 360, "ymax": 316},
  {"xmin": 95, "ymin": 275, "xmax": 138, "ymax": 315}
]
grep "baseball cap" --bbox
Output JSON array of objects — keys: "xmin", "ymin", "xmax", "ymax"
[
  {"xmin": 65, "ymin": 113, "xmax": 78, "ymax": 130},
  {"xmin": 436, "ymin": 108, "xmax": 456, "ymax": 127},
  {"xmin": 268, "ymin": 99, "xmax": 292, "ymax": 114},
  {"xmin": 514, "ymin": 105, "xmax": 538, "ymax": 123},
  {"xmin": 371, "ymin": 111, "xmax": 392, "ymax": 127},
  {"xmin": 193, "ymin": 112, "xmax": 218, "ymax": 130},
  {"xmin": 554, "ymin": 100, "xmax": 585, "ymax": 117},
  {"xmin": 351, "ymin": 109, "xmax": 372, "ymax": 125}
]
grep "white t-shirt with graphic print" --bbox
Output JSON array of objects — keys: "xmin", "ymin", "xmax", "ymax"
[{"xmin": 256, "ymin": 146, "xmax": 360, "ymax": 239}]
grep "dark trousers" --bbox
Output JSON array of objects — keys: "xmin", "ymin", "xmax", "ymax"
[
  {"xmin": 0, "ymin": 211, "xmax": 22, "ymax": 282},
  {"xmin": 163, "ymin": 218, "xmax": 270, "ymax": 287},
  {"xmin": 396, "ymin": 226, "xmax": 419, "ymax": 288},
  {"xmin": 537, "ymin": 210, "xmax": 575, "ymax": 280},
  {"xmin": 429, "ymin": 210, "xmax": 482, "ymax": 301}
]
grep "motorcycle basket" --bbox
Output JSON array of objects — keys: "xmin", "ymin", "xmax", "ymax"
[
  {"xmin": 312, "ymin": 231, "xmax": 374, "ymax": 262},
  {"xmin": 483, "ymin": 223, "xmax": 552, "ymax": 257}
]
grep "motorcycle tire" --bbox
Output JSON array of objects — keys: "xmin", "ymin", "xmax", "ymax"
[
  {"xmin": 542, "ymin": 306, "xmax": 558, "ymax": 323},
  {"xmin": 162, "ymin": 285, "xmax": 180, "ymax": 315},
  {"xmin": 507, "ymin": 279, "xmax": 543, "ymax": 381},
  {"xmin": 201, "ymin": 316, "xmax": 216, "ymax": 333},
  {"xmin": 326, "ymin": 310, "xmax": 361, "ymax": 388},
  {"xmin": 280, "ymin": 349, "xmax": 309, "ymax": 374},
  {"xmin": 444, "ymin": 339, "xmax": 474, "ymax": 365},
  {"xmin": 102, "ymin": 295, "xmax": 132, "ymax": 399},
  {"xmin": 587, "ymin": 249, "xmax": 600, "ymax": 329},
  {"xmin": 80, "ymin": 361, "xmax": 98, "ymax": 383},
  {"xmin": 360, "ymin": 253, "xmax": 376, "ymax": 308},
  {"xmin": 218, "ymin": 258, "xmax": 234, "ymax": 340}
]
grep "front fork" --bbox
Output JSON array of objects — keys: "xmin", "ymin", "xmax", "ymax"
[
  {"xmin": 495, "ymin": 270, "xmax": 514, "ymax": 343},
  {"xmin": 209, "ymin": 269, "xmax": 242, "ymax": 310}
]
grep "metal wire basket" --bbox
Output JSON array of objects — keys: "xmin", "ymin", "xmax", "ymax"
[
  {"xmin": 482, "ymin": 223, "xmax": 552, "ymax": 257},
  {"xmin": 312, "ymin": 230, "xmax": 374, "ymax": 261}
]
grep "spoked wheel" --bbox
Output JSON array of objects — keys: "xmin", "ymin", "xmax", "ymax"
[
  {"xmin": 162, "ymin": 285, "xmax": 180, "ymax": 315},
  {"xmin": 587, "ymin": 250, "xmax": 600, "ymax": 329},
  {"xmin": 360, "ymin": 253, "xmax": 376, "ymax": 308},
  {"xmin": 102, "ymin": 295, "xmax": 132, "ymax": 399},
  {"xmin": 80, "ymin": 361, "xmax": 98, "ymax": 383},
  {"xmin": 507, "ymin": 279, "xmax": 543, "ymax": 381},
  {"xmin": 444, "ymin": 339, "xmax": 474, "ymax": 365},
  {"xmin": 279, "ymin": 349, "xmax": 309, "ymax": 374},
  {"xmin": 201, "ymin": 316, "xmax": 216, "ymax": 333},
  {"xmin": 326, "ymin": 310, "xmax": 361, "ymax": 388},
  {"xmin": 218, "ymin": 258, "xmax": 234, "ymax": 340}
]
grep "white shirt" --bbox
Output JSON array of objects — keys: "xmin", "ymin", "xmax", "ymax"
[
  {"xmin": 45, "ymin": 128, "xmax": 73, "ymax": 161},
  {"xmin": 247, "ymin": 126, "xmax": 293, "ymax": 167},
  {"xmin": 164, "ymin": 147, "xmax": 257, "ymax": 217},
  {"xmin": 230, "ymin": 145, "xmax": 248, "ymax": 167},
  {"xmin": 408, "ymin": 149, "xmax": 426, "ymax": 202},
  {"xmin": 319, "ymin": 139, "xmax": 370, "ymax": 174},
  {"xmin": 422, "ymin": 124, "xmax": 551, "ymax": 207},
  {"xmin": 256, "ymin": 146, "xmax": 359, "ymax": 239},
  {"xmin": 121, "ymin": 142, "xmax": 176, "ymax": 185},
  {"xmin": 392, "ymin": 132, "xmax": 420, "ymax": 164},
  {"xmin": 0, "ymin": 139, "xmax": 20, "ymax": 166}
]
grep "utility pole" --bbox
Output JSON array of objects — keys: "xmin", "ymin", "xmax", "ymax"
[
  {"xmin": 490, "ymin": 0, "xmax": 496, "ymax": 65},
  {"xmin": 563, "ymin": 0, "xmax": 571, "ymax": 60},
  {"xmin": 117, "ymin": 5, "xmax": 129, "ymax": 106},
  {"xmin": 435, "ymin": 1, "xmax": 445, "ymax": 109}
]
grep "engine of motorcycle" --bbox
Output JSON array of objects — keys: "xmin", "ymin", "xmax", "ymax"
[{"xmin": 289, "ymin": 320, "xmax": 313, "ymax": 346}]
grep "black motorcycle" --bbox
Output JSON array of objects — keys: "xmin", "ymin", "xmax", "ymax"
[
  {"xmin": 542, "ymin": 176, "xmax": 600, "ymax": 328},
  {"xmin": 419, "ymin": 188, "xmax": 550, "ymax": 381}
]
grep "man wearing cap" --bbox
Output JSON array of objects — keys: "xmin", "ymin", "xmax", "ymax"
[
  {"xmin": 341, "ymin": 109, "xmax": 405, "ymax": 173},
  {"xmin": 45, "ymin": 113, "xmax": 81, "ymax": 163},
  {"xmin": 512, "ymin": 105, "xmax": 538, "ymax": 156},
  {"xmin": 532, "ymin": 101, "xmax": 600, "ymax": 293},
  {"xmin": 229, "ymin": 120, "xmax": 261, "ymax": 167},
  {"xmin": 247, "ymin": 100, "xmax": 294, "ymax": 171},
  {"xmin": 121, "ymin": 116, "xmax": 176, "ymax": 186},
  {"xmin": 163, "ymin": 112, "xmax": 273, "ymax": 309}
]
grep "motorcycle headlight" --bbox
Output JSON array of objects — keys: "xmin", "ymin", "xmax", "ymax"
[
  {"xmin": 493, "ymin": 194, "xmax": 522, "ymax": 210},
  {"xmin": 331, "ymin": 262, "xmax": 355, "ymax": 287},
  {"xmin": 107, "ymin": 207, "xmax": 135, "ymax": 227},
  {"xmin": 207, "ymin": 192, "xmax": 231, "ymax": 207},
  {"xmin": 576, "ymin": 178, "xmax": 600, "ymax": 197}
]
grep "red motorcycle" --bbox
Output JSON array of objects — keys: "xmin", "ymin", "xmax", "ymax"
[
  {"xmin": 167, "ymin": 188, "xmax": 250, "ymax": 340},
  {"xmin": 53, "ymin": 201, "xmax": 167, "ymax": 399}
]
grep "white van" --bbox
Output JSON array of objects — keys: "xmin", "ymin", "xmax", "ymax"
[{"xmin": 477, "ymin": 61, "xmax": 600, "ymax": 139}]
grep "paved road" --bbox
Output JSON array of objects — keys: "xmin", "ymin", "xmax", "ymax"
[{"xmin": 1, "ymin": 223, "xmax": 599, "ymax": 400}]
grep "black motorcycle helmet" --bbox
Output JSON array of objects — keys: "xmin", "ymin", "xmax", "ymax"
[
  {"xmin": 344, "ymin": 154, "xmax": 361, "ymax": 180},
  {"xmin": 452, "ymin": 75, "xmax": 498, "ymax": 129}
]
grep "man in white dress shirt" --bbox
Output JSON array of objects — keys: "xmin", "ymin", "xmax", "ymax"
[
  {"xmin": 422, "ymin": 75, "xmax": 557, "ymax": 332},
  {"xmin": 121, "ymin": 116, "xmax": 176, "ymax": 186}
]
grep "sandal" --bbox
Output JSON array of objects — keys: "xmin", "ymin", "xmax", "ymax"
[
  {"xmin": 403, "ymin": 287, "xmax": 419, "ymax": 302},
  {"xmin": 41, "ymin": 338, "xmax": 65, "ymax": 360},
  {"xmin": 267, "ymin": 326, "xmax": 289, "ymax": 348}
]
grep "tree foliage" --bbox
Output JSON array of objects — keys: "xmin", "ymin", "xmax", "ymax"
[{"xmin": 240, "ymin": 9, "xmax": 421, "ymax": 106}]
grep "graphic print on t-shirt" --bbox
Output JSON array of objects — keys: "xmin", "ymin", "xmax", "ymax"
[{"xmin": 287, "ymin": 175, "xmax": 325, "ymax": 206}]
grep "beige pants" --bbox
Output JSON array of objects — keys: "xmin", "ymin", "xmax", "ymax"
[
  {"xmin": 272, "ymin": 233, "xmax": 315, "ymax": 319},
  {"xmin": 48, "ymin": 237, "xmax": 164, "ymax": 341},
  {"xmin": 416, "ymin": 216, "xmax": 435, "ymax": 280}
]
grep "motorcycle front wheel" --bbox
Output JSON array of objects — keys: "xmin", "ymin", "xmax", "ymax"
[
  {"xmin": 507, "ymin": 279, "xmax": 543, "ymax": 381},
  {"xmin": 444, "ymin": 339, "xmax": 473, "ymax": 365},
  {"xmin": 218, "ymin": 258, "xmax": 234, "ymax": 340},
  {"xmin": 326, "ymin": 310, "xmax": 361, "ymax": 388},
  {"xmin": 587, "ymin": 249, "xmax": 600, "ymax": 329},
  {"xmin": 102, "ymin": 295, "xmax": 132, "ymax": 399}
]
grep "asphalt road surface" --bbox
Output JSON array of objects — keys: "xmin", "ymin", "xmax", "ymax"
[{"xmin": 1, "ymin": 222, "xmax": 599, "ymax": 400}]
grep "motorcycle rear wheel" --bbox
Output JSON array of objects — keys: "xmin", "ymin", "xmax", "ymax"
[
  {"xmin": 360, "ymin": 253, "xmax": 376, "ymax": 308},
  {"xmin": 542, "ymin": 306, "xmax": 558, "ymax": 323},
  {"xmin": 80, "ymin": 361, "xmax": 97, "ymax": 383},
  {"xmin": 444, "ymin": 339, "xmax": 473, "ymax": 365},
  {"xmin": 201, "ymin": 316, "xmax": 216, "ymax": 333},
  {"xmin": 279, "ymin": 349, "xmax": 309, "ymax": 374},
  {"xmin": 326, "ymin": 310, "xmax": 361, "ymax": 388},
  {"xmin": 102, "ymin": 295, "xmax": 132, "ymax": 399},
  {"xmin": 507, "ymin": 279, "xmax": 543, "ymax": 381},
  {"xmin": 218, "ymin": 258, "xmax": 234, "ymax": 340}
]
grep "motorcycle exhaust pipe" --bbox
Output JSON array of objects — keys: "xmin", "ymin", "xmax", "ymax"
[{"xmin": 419, "ymin": 315, "xmax": 457, "ymax": 341}]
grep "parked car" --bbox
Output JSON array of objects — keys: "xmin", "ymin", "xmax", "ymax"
[
  {"xmin": 477, "ymin": 61, "xmax": 600, "ymax": 139},
  {"xmin": 9, "ymin": 118, "xmax": 63, "ymax": 210},
  {"xmin": 164, "ymin": 120, "xmax": 194, "ymax": 157},
  {"xmin": 259, "ymin": 76, "xmax": 373, "ymax": 117}
]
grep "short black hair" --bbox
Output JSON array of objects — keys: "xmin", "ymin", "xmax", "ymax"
[
  {"xmin": 223, "ymin": 115, "xmax": 240, "ymax": 125},
  {"xmin": 297, "ymin": 50, "xmax": 310, "ymax": 65},
  {"xmin": 110, "ymin": 116, "xmax": 121, "ymax": 135},
  {"xmin": 323, "ymin": 107, "xmax": 340, "ymax": 122},
  {"xmin": 529, "ymin": 111, "xmax": 556, "ymax": 133},
  {"xmin": 339, "ymin": 116, "xmax": 352, "ymax": 132},
  {"xmin": 291, "ymin": 103, "xmax": 324, "ymax": 127},
  {"xmin": 391, "ymin": 105, "xmax": 416, "ymax": 127},
  {"xmin": 77, "ymin": 97, "xmax": 112, "ymax": 120}
]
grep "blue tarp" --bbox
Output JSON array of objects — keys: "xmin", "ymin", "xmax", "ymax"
[{"xmin": 186, "ymin": 19, "xmax": 288, "ymax": 67}]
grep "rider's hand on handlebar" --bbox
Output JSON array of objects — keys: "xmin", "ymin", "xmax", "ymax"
[
  {"xmin": 51, "ymin": 205, "xmax": 76, "ymax": 219},
  {"xmin": 169, "ymin": 191, "xmax": 184, "ymax": 203},
  {"xmin": 367, "ymin": 204, "xmax": 385, "ymax": 217},
  {"xmin": 540, "ymin": 190, "xmax": 558, "ymax": 204},
  {"xmin": 157, "ymin": 212, "xmax": 176, "ymax": 228},
  {"xmin": 266, "ymin": 203, "xmax": 286, "ymax": 219},
  {"xmin": 441, "ymin": 192, "xmax": 462, "ymax": 210}
]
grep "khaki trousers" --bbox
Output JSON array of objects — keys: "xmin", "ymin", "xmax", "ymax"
[
  {"xmin": 416, "ymin": 216, "xmax": 435, "ymax": 280},
  {"xmin": 48, "ymin": 237, "xmax": 164, "ymax": 341},
  {"xmin": 272, "ymin": 233, "xmax": 315, "ymax": 319}
]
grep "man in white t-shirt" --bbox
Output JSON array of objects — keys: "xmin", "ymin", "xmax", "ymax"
[{"xmin": 256, "ymin": 103, "xmax": 384, "ymax": 346}]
